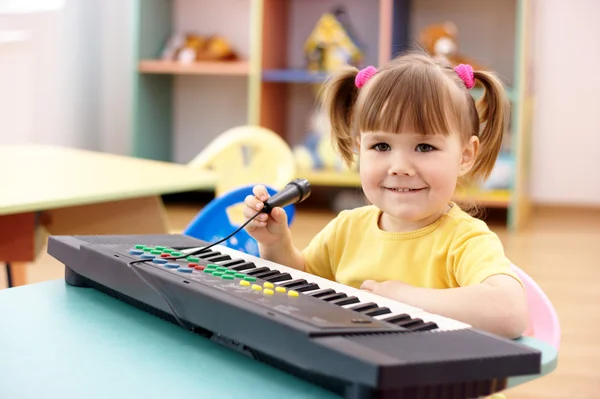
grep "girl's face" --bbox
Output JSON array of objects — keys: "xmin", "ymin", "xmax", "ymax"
[{"xmin": 359, "ymin": 131, "xmax": 477, "ymax": 232}]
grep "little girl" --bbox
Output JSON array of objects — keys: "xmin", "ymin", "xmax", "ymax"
[{"xmin": 242, "ymin": 51, "xmax": 528, "ymax": 340}]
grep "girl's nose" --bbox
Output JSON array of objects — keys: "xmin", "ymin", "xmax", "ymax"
[{"xmin": 388, "ymin": 157, "xmax": 415, "ymax": 176}]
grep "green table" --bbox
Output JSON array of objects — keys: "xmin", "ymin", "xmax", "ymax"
[{"xmin": 0, "ymin": 280, "xmax": 557, "ymax": 398}]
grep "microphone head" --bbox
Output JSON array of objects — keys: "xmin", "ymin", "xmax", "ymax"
[{"xmin": 289, "ymin": 178, "xmax": 311, "ymax": 203}]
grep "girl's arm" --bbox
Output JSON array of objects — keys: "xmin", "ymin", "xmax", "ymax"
[
  {"xmin": 259, "ymin": 235, "xmax": 306, "ymax": 272},
  {"xmin": 361, "ymin": 274, "xmax": 528, "ymax": 339}
]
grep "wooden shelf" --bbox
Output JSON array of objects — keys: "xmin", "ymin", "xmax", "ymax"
[
  {"xmin": 138, "ymin": 60, "xmax": 250, "ymax": 76},
  {"xmin": 454, "ymin": 189, "xmax": 511, "ymax": 208}
]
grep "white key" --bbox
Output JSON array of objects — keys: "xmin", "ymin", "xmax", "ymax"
[{"xmin": 213, "ymin": 245, "xmax": 470, "ymax": 331}]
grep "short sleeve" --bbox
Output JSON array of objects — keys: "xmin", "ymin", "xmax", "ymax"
[
  {"xmin": 301, "ymin": 212, "xmax": 345, "ymax": 281},
  {"xmin": 448, "ymin": 226, "xmax": 522, "ymax": 288}
]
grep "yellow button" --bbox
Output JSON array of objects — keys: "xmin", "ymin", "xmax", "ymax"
[
  {"xmin": 263, "ymin": 289, "xmax": 274, "ymax": 295},
  {"xmin": 287, "ymin": 290, "xmax": 299, "ymax": 297},
  {"xmin": 275, "ymin": 286, "xmax": 286, "ymax": 293},
  {"xmin": 252, "ymin": 284, "xmax": 262, "ymax": 291},
  {"xmin": 240, "ymin": 280, "xmax": 250, "ymax": 287},
  {"xmin": 263, "ymin": 282, "xmax": 274, "ymax": 289}
]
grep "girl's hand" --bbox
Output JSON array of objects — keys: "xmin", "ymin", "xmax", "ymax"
[
  {"xmin": 360, "ymin": 280, "xmax": 415, "ymax": 302},
  {"xmin": 243, "ymin": 184, "xmax": 291, "ymax": 247}
]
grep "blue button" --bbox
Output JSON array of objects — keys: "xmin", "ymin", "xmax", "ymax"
[
  {"xmin": 177, "ymin": 268, "xmax": 193, "ymax": 273},
  {"xmin": 152, "ymin": 258, "xmax": 167, "ymax": 264},
  {"xmin": 164, "ymin": 263, "xmax": 179, "ymax": 269},
  {"xmin": 129, "ymin": 250, "xmax": 143, "ymax": 255},
  {"xmin": 141, "ymin": 254, "xmax": 155, "ymax": 259}
]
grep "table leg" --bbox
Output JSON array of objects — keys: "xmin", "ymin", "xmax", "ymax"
[{"xmin": 5, "ymin": 262, "xmax": 27, "ymax": 287}]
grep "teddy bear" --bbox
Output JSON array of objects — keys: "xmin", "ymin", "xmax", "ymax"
[
  {"xmin": 417, "ymin": 22, "xmax": 487, "ymax": 73},
  {"xmin": 161, "ymin": 33, "xmax": 238, "ymax": 63}
]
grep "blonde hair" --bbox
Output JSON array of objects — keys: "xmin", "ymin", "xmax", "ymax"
[{"xmin": 319, "ymin": 51, "xmax": 510, "ymax": 190}]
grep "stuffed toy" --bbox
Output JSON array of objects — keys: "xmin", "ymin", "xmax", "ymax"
[
  {"xmin": 293, "ymin": 107, "xmax": 359, "ymax": 173},
  {"xmin": 418, "ymin": 22, "xmax": 487, "ymax": 72},
  {"xmin": 161, "ymin": 33, "xmax": 238, "ymax": 63}
]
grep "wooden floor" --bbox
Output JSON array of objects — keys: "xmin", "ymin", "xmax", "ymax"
[{"xmin": 2, "ymin": 203, "xmax": 599, "ymax": 399}]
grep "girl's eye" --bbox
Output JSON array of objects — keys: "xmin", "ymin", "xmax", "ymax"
[
  {"xmin": 416, "ymin": 144, "xmax": 435, "ymax": 152},
  {"xmin": 373, "ymin": 143, "xmax": 390, "ymax": 152}
]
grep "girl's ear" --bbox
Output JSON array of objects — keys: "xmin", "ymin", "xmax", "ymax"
[{"xmin": 459, "ymin": 135, "xmax": 479, "ymax": 176}]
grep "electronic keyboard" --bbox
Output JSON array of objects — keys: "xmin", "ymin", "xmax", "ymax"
[{"xmin": 47, "ymin": 234, "xmax": 541, "ymax": 399}]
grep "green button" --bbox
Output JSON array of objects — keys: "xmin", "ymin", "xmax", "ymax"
[
  {"xmin": 213, "ymin": 272, "xmax": 224, "ymax": 277},
  {"xmin": 203, "ymin": 269, "xmax": 214, "ymax": 274},
  {"xmin": 222, "ymin": 275, "xmax": 234, "ymax": 280},
  {"xmin": 243, "ymin": 276, "xmax": 256, "ymax": 282},
  {"xmin": 187, "ymin": 257, "xmax": 200, "ymax": 263},
  {"xmin": 150, "ymin": 250, "xmax": 162, "ymax": 255},
  {"xmin": 163, "ymin": 249, "xmax": 174, "ymax": 254},
  {"xmin": 135, "ymin": 245, "xmax": 145, "ymax": 249},
  {"xmin": 235, "ymin": 273, "xmax": 245, "ymax": 278},
  {"xmin": 225, "ymin": 270, "xmax": 236, "ymax": 275},
  {"xmin": 155, "ymin": 246, "xmax": 165, "ymax": 251},
  {"xmin": 171, "ymin": 252, "xmax": 182, "ymax": 257},
  {"xmin": 206, "ymin": 264, "xmax": 218, "ymax": 269},
  {"xmin": 216, "ymin": 267, "xmax": 227, "ymax": 272},
  {"xmin": 143, "ymin": 247, "xmax": 153, "ymax": 252}
]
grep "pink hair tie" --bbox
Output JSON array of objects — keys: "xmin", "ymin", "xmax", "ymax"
[
  {"xmin": 455, "ymin": 63, "xmax": 475, "ymax": 89},
  {"xmin": 355, "ymin": 66, "xmax": 377, "ymax": 88}
]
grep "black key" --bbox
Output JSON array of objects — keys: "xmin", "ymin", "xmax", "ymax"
[
  {"xmin": 308, "ymin": 289, "xmax": 336, "ymax": 298},
  {"xmin": 348, "ymin": 302, "xmax": 379, "ymax": 312},
  {"xmin": 230, "ymin": 262, "xmax": 256, "ymax": 271},
  {"xmin": 204, "ymin": 254, "xmax": 231, "ymax": 262},
  {"xmin": 382, "ymin": 314, "xmax": 412, "ymax": 324},
  {"xmin": 320, "ymin": 292, "xmax": 347, "ymax": 302},
  {"xmin": 330, "ymin": 296, "xmax": 360, "ymax": 306},
  {"xmin": 395, "ymin": 318, "xmax": 424, "ymax": 329},
  {"xmin": 252, "ymin": 270, "xmax": 280, "ymax": 279},
  {"xmin": 264, "ymin": 273, "xmax": 292, "ymax": 283},
  {"xmin": 293, "ymin": 283, "xmax": 319, "ymax": 293},
  {"xmin": 364, "ymin": 307, "xmax": 392, "ymax": 317},
  {"xmin": 198, "ymin": 251, "xmax": 220, "ymax": 259},
  {"xmin": 280, "ymin": 279, "xmax": 307, "ymax": 288},
  {"xmin": 408, "ymin": 322, "xmax": 438, "ymax": 332},
  {"xmin": 246, "ymin": 267, "xmax": 271, "ymax": 276},
  {"xmin": 217, "ymin": 259, "xmax": 245, "ymax": 267}
]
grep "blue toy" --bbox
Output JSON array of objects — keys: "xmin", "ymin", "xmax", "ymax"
[{"xmin": 183, "ymin": 184, "xmax": 296, "ymax": 257}]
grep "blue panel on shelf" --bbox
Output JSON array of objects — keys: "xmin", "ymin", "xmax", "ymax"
[
  {"xmin": 391, "ymin": 0, "xmax": 411, "ymax": 58},
  {"xmin": 262, "ymin": 69, "xmax": 330, "ymax": 83}
]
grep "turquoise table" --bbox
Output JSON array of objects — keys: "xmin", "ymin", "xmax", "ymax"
[{"xmin": 0, "ymin": 280, "xmax": 557, "ymax": 398}]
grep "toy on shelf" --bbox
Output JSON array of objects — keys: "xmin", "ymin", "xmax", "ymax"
[
  {"xmin": 418, "ymin": 22, "xmax": 487, "ymax": 72},
  {"xmin": 293, "ymin": 106, "xmax": 358, "ymax": 174},
  {"xmin": 303, "ymin": 7, "xmax": 364, "ymax": 73},
  {"xmin": 161, "ymin": 33, "xmax": 239, "ymax": 63}
]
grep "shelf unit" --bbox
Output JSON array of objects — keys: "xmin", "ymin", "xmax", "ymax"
[{"xmin": 130, "ymin": 0, "xmax": 535, "ymax": 230}]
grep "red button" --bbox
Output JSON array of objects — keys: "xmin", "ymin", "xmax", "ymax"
[
  {"xmin": 188, "ymin": 263, "xmax": 198, "ymax": 268},
  {"xmin": 194, "ymin": 265, "xmax": 205, "ymax": 271},
  {"xmin": 161, "ymin": 253, "xmax": 170, "ymax": 258}
]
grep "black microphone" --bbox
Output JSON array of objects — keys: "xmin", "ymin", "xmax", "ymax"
[{"xmin": 262, "ymin": 178, "xmax": 311, "ymax": 214}]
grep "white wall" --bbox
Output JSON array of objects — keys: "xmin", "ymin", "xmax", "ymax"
[
  {"xmin": 0, "ymin": 0, "xmax": 132, "ymax": 154},
  {"xmin": 530, "ymin": 0, "xmax": 600, "ymax": 205}
]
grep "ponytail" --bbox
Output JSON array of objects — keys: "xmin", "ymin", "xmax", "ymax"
[
  {"xmin": 319, "ymin": 66, "xmax": 360, "ymax": 167},
  {"xmin": 467, "ymin": 70, "xmax": 510, "ymax": 182}
]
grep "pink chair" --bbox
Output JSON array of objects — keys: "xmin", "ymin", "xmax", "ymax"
[{"xmin": 511, "ymin": 264, "xmax": 561, "ymax": 350}]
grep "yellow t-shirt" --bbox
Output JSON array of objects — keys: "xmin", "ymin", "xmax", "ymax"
[{"xmin": 302, "ymin": 203, "xmax": 520, "ymax": 290}]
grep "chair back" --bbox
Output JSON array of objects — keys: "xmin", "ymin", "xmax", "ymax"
[
  {"xmin": 188, "ymin": 125, "xmax": 296, "ymax": 197},
  {"xmin": 511, "ymin": 264, "xmax": 561, "ymax": 350},
  {"xmin": 183, "ymin": 184, "xmax": 295, "ymax": 257}
]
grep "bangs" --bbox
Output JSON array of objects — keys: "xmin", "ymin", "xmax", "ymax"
[{"xmin": 355, "ymin": 63, "xmax": 467, "ymax": 137}]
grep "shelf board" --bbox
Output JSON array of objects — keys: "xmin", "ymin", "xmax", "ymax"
[
  {"xmin": 262, "ymin": 69, "xmax": 329, "ymax": 83},
  {"xmin": 454, "ymin": 189, "xmax": 511, "ymax": 208},
  {"xmin": 138, "ymin": 60, "xmax": 249, "ymax": 76}
]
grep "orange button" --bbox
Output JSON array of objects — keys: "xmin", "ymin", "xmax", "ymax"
[{"xmin": 188, "ymin": 263, "xmax": 198, "ymax": 268}]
